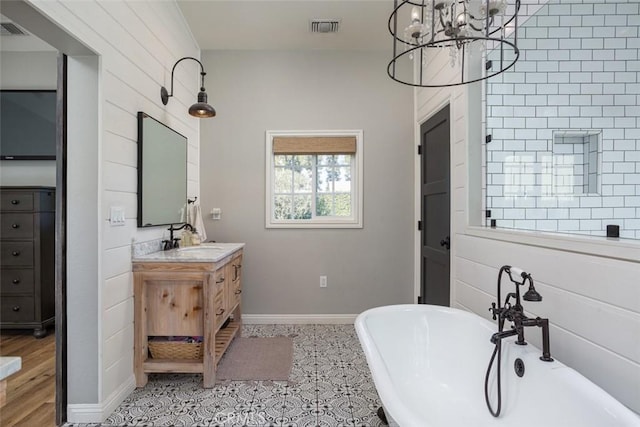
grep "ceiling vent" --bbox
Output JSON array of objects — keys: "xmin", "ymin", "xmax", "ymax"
[
  {"xmin": 310, "ymin": 19, "xmax": 340, "ymax": 34},
  {"xmin": 0, "ymin": 22, "xmax": 28, "ymax": 36}
]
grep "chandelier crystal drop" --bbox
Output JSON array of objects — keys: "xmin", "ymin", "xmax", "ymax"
[{"xmin": 388, "ymin": 0, "xmax": 520, "ymax": 88}]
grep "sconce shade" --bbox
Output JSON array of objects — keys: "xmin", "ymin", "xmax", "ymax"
[
  {"xmin": 188, "ymin": 90, "xmax": 216, "ymax": 118},
  {"xmin": 161, "ymin": 56, "xmax": 216, "ymax": 118}
]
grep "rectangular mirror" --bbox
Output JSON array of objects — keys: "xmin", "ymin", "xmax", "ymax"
[{"xmin": 137, "ymin": 112, "xmax": 187, "ymax": 227}]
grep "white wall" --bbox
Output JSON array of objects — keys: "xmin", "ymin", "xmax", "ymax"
[
  {"xmin": 15, "ymin": 0, "xmax": 201, "ymax": 421},
  {"xmin": 0, "ymin": 50, "xmax": 57, "ymax": 185},
  {"xmin": 415, "ymin": 33, "xmax": 640, "ymax": 415},
  {"xmin": 199, "ymin": 50, "xmax": 415, "ymax": 316}
]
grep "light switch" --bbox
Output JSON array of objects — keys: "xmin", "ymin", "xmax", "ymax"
[
  {"xmin": 109, "ymin": 206, "xmax": 126, "ymax": 226},
  {"xmin": 211, "ymin": 208, "xmax": 221, "ymax": 220}
]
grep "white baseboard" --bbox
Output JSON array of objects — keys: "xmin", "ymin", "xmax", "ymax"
[
  {"xmin": 67, "ymin": 374, "xmax": 136, "ymax": 423},
  {"xmin": 243, "ymin": 314, "xmax": 357, "ymax": 324}
]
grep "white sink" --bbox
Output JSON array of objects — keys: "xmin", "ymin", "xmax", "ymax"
[{"xmin": 178, "ymin": 245, "xmax": 225, "ymax": 251}]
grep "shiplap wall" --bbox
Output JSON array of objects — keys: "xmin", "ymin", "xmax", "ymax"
[
  {"xmin": 27, "ymin": 0, "xmax": 200, "ymax": 421},
  {"xmin": 415, "ymin": 2, "xmax": 640, "ymax": 413}
]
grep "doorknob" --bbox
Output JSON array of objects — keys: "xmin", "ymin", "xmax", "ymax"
[{"xmin": 439, "ymin": 236, "xmax": 450, "ymax": 250}]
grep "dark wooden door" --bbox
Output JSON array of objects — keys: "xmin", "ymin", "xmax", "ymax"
[{"xmin": 420, "ymin": 105, "xmax": 451, "ymax": 306}]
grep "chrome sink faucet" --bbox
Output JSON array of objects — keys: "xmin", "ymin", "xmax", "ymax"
[{"xmin": 488, "ymin": 266, "xmax": 553, "ymax": 362}]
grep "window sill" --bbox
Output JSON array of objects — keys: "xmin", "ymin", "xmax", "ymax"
[
  {"xmin": 463, "ymin": 226, "xmax": 640, "ymax": 263},
  {"xmin": 266, "ymin": 220, "xmax": 363, "ymax": 229}
]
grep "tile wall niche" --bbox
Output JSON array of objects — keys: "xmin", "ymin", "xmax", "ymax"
[{"xmin": 485, "ymin": 0, "xmax": 640, "ymax": 239}]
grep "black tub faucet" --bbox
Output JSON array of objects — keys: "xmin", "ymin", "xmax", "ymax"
[{"xmin": 488, "ymin": 266, "xmax": 553, "ymax": 362}]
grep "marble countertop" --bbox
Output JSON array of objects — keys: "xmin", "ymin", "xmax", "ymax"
[
  {"xmin": 132, "ymin": 242, "xmax": 245, "ymax": 263},
  {"xmin": 0, "ymin": 357, "xmax": 21, "ymax": 381}
]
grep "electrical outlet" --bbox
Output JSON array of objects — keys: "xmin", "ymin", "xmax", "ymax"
[{"xmin": 320, "ymin": 275, "xmax": 327, "ymax": 288}]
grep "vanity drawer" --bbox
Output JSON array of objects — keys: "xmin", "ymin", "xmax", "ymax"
[
  {"xmin": 0, "ymin": 242, "xmax": 34, "ymax": 267},
  {"xmin": 0, "ymin": 269, "xmax": 35, "ymax": 295},
  {"xmin": 1, "ymin": 296, "xmax": 35, "ymax": 323},
  {"xmin": 1, "ymin": 192, "xmax": 34, "ymax": 212},
  {"xmin": 214, "ymin": 290, "xmax": 226, "ymax": 326},
  {"xmin": 1, "ymin": 214, "xmax": 34, "ymax": 239},
  {"xmin": 231, "ymin": 282, "xmax": 242, "ymax": 306}
]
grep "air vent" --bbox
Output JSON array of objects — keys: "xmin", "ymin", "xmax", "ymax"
[
  {"xmin": 0, "ymin": 22, "xmax": 28, "ymax": 36},
  {"xmin": 310, "ymin": 19, "xmax": 340, "ymax": 34}
]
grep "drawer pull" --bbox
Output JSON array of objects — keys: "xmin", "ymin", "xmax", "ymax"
[
  {"xmin": 11, "ymin": 223, "xmax": 20, "ymax": 229},
  {"xmin": 12, "ymin": 278, "xmax": 21, "ymax": 284},
  {"xmin": 12, "ymin": 306, "xmax": 20, "ymax": 312},
  {"xmin": 235, "ymin": 289, "xmax": 242, "ymax": 295},
  {"xmin": 10, "ymin": 199, "xmax": 20, "ymax": 205},
  {"xmin": 216, "ymin": 277, "xmax": 225, "ymax": 283},
  {"xmin": 11, "ymin": 251, "xmax": 21, "ymax": 257},
  {"xmin": 216, "ymin": 308, "xmax": 225, "ymax": 315}
]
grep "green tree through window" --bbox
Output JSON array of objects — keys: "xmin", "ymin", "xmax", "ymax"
[{"xmin": 273, "ymin": 154, "xmax": 352, "ymax": 220}]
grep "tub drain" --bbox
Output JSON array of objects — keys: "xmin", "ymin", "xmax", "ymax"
[{"xmin": 514, "ymin": 358, "xmax": 525, "ymax": 377}]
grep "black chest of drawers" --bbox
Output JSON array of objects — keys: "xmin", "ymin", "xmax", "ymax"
[{"xmin": 1, "ymin": 187, "xmax": 55, "ymax": 337}]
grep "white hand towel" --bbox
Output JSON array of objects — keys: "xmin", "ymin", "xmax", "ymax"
[{"xmin": 192, "ymin": 203, "xmax": 207, "ymax": 242}]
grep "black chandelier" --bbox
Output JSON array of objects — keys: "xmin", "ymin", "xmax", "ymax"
[{"xmin": 388, "ymin": 0, "xmax": 520, "ymax": 88}]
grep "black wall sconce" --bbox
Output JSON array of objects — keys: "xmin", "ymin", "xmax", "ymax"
[{"xmin": 160, "ymin": 56, "xmax": 216, "ymax": 118}]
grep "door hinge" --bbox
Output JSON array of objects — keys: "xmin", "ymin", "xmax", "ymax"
[
  {"xmin": 486, "ymin": 60, "xmax": 493, "ymax": 70},
  {"xmin": 418, "ymin": 145, "xmax": 422, "ymax": 155},
  {"xmin": 486, "ymin": 134, "xmax": 492, "ymax": 144},
  {"xmin": 417, "ymin": 220, "xmax": 422, "ymax": 231},
  {"xmin": 418, "ymin": 295, "xmax": 423, "ymax": 304},
  {"xmin": 486, "ymin": 210, "xmax": 492, "ymax": 218}
]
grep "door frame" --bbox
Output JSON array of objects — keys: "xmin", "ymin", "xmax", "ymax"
[
  {"xmin": 55, "ymin": 53, "xmax": 68, "ymax": 427},
  {"xmin": 0, "ymin": 2, "xmax": 97, "ymax": 425},
  {"xmin": 414, "ymin": 97, "xmax": 453, "ymax": 303}
]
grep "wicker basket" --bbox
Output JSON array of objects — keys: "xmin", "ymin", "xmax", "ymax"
[{"xmin": 148, "ymin": 340, "xmax": 203, "ymax": 359}]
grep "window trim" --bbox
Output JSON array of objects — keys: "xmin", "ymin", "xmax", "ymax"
[{"xmin": 265, "ymin": 130, "xmax": 364, "ymax": 229}]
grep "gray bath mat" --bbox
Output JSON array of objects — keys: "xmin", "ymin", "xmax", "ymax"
[{"xmin": 216, "ymin": 337, "xmax": 293, "ymax": 381}]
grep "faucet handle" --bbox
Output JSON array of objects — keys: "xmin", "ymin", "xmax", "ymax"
[{"xmin": 489, "ymin": 302, "xmax": 498, "ymax": 320}]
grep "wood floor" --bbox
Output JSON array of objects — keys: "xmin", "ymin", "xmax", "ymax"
[{"xmin": 0, "ymin": 332, "xmax": 55, "ymax": 427}]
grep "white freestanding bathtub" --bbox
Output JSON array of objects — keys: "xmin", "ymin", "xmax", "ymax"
[{"xmin": 355, "ymin": 304, "xmax": 640, "ymax": 427}]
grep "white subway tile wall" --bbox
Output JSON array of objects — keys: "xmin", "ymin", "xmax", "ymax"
[{"xmin": 486, "ymin": 0, "xmax": 640, "ymax": 239}]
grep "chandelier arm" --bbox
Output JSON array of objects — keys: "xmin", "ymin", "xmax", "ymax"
[
  {"xmin": 488, "ymin": 0, "xmax": 520, "ymax": 36},
  {"xmin": 438, "ymin": 8, "xmax": 447, "ymax": 30},
  {"xmin": 388, "ymin": 1, "xmax": 424, "ymax": 47},
  {"xmin": 467, "ymin": 15, "xmax": 495, "ymax": 33}
]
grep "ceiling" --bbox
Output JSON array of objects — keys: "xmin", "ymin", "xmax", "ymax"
[
  {"xmin": 1, "ymin": 2, "xmax": 394, "ymax": 53},
  {"xmin": 0, "ymin": 14, "xmax": 55, "ymax": 51},
  {"xmin": 177, "ymin": 0, "xmax": 393, "ymax": 51}
]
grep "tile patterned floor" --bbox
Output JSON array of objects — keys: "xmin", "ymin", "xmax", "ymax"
[{"xmin": 66, "ymin": 324, "xmax": 386, "ymax": 427}]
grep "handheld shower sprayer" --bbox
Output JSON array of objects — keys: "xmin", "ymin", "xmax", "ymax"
[
  {"xmin": 523, "ymin": 274, "xmax": 542, "ymax": 302},
  {"xmin": 505, "ymin": 265, "xmax": 542, "ymax": 302},
  {"xmin": 506, "ymin": 266, "xmax": 528, "ymax": 284}
]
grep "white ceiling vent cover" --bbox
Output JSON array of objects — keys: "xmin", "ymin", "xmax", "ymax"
[
  {"xmin": 0, "ymin": 22, "xmax": 28, "ymax": 36},
  {"xmin": 310, "ymin": 19, "xmax": 340, "ymax": 34}
]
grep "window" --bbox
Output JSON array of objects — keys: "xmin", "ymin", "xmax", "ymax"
[{"xmin": 265, "ymin": 130, "xmax": 363, "ymax": 228}]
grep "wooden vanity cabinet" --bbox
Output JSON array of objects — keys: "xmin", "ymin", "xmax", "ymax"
[{"xmin": 133, "ymin": 248, "xmax": 243, "ymax": 388}]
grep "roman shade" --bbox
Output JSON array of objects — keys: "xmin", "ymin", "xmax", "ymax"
[{"xmin": 272, "ymin": 136, "xmax": 357, "ymax": 154}]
